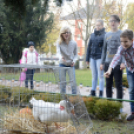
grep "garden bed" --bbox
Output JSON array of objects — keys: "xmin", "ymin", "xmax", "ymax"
[{"xmin": 0, "ymin": 105, "xmax": 134, "ymax": 134}]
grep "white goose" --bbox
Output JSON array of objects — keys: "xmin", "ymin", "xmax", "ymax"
[{"xmin": 29, "ymin": 97, "xmax": 78, "ymax": 130}]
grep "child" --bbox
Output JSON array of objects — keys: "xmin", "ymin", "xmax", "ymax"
[
  {"xmin": 100, "ymin": 14, "xmax": 125, "ymax": 99},
  {"xmin": 86, "ymin": 19, "xmax": 106, "ymax": 97},
  {"xmin": 57, "ymin": 26, "xmax": 78, "ymax": 95},
  {"xmin": 21, "ymin": 41, "xmax": 40, "ymax": 89},
  {"xmin": 105, "ymin": 29, "xmax": 134, "ymax": 121}
]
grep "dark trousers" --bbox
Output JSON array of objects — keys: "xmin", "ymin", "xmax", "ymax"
[
  {"xmin": 25, "ymin": 69, "xmax": 35, "ymax": 89},
  {"xmin": 104, "ymin": 63, "xmax": 123, "ymax": 99}
]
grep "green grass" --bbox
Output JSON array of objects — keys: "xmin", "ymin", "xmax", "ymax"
[
  {"xmin": 0, "ymin": 69, "xmax": 127, "ymax": 88},
  {"xmin": 75, "ymin": 69, "xmax": 92, "ymax": 87},
  {"xmin": 92, "ymin": 119, "xmax": 134, "ymax": 134},
  {"xmin": 0, "ymin": 69, "xmax": 93, "ymax": 86}
]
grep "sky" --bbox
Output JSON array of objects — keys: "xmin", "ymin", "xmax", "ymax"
[
  {"xmin": 127, "ymin": 0, "xmax": 134, "ymax": 2},
  {"xmin": 124, "ymin": 0, "xmax": 134, "ymax": 5},
  {"xmin": 61, "ymin": 0, "xmax": 134, "ymax": 15}
]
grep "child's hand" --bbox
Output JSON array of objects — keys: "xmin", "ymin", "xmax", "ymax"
[
  {"xmin": 22, "ymin": 68, "xmax": 25, "ymax": 72},
  {"xmin": 86, "ymin": 61, "xmax": 89, "ymax": 65},
  {"xmin": 104, "ymin": 72, "xmax": 110, "ymax": 78},
  {"xmin": 62, "ymin": 57, "xmax": 66, "ymax": 62},
  {"xmin": 104, "ymin": 68, "xmax": 112, "ymax": 78},
  {"xmin": 86, "ymin": 62, "xmax": 90, "ymax": 68},
  {"xmin": 71, "ymin": 62, "xmax": 74, "ymax": 67},
  {"xmin": 100, "ymin": 64, "xmax": 103, "ymax": 70},
  {"xmin": 120, "ymin": 63, "xmax": 126, "ymax": 70}
]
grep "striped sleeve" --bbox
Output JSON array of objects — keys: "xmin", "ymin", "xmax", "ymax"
[{"xmin": 109, "ymin": 46, "xmax": 122, "ymax": 68}]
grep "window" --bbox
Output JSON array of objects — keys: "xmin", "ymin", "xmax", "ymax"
[
  {"xmin": 82, "ymin": 47, "xmax": 85, "ymax": 54},
  {"xmin": 77, "ymin": 34, "xmax": 81, "ymax": 40},
  {"xmin": 77, "ymin": 22, "xmax": 82, "ymax": 28},
  {"xmin": 78, "ymin": 47, "xmax": 80, "ymax": 53}
]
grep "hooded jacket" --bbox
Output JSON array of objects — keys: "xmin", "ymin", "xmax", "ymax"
[
  {"xmin": 21, "ymin": 48, "xmax": 41, "ymax": 65},
  {"xmin": 86, "ymin": 28, "xmax": 106, "ymax": 61}
]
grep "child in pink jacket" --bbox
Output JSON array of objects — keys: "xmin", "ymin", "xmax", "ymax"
[{"xmin": 21, "ymin": 41, "xmax": 40, "ymax": 89}]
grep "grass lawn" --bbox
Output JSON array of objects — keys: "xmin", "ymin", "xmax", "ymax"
[
  {"xmin": 75, "ymin": 69, "xmax": 92, "ymax": 87},
  {"xmin": 92, "ymin": 119, "xmax": 134, "ymax": 134},
  {"xmin": 0, "ymin": 68, "xmax": 127, "ymax": 88},
  {"xmin": 0, "ymin": 69, "xmax": 93, "ymax": 87}
]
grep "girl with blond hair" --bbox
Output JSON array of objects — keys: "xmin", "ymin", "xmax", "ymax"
[{"xmin": 57, "ymin": 26, "xmax": 78, "ymax": 95}]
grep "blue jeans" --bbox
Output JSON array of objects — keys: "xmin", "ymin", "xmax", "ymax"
[
  {"xmin": 127, "ymin": 69, "xmax": 134, "ymax": 113},
  {"xmin": 59, "ymin": 64, "xmax": 77, "ymax": 94},
  {"xmin": 25, "ymin": 69, "xmax": 35, "ymax": 89},
  {"xmin": 90, "ymin": 58, "xmax": 104, "ymax": 91}
]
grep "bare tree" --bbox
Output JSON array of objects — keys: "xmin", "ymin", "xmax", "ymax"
[{"xmin": 60, "ymin": 0, "xmax": 133, "ymax": 68}]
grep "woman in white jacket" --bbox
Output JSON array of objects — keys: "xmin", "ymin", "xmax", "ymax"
[{"xmin": 21, "ymin": 41, "xmax": 40, "ymax": 89}]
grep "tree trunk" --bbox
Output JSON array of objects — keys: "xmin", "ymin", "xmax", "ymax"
[{"xmin": 82, "ymin": 0, "xmax": 91, "ymax": 69}]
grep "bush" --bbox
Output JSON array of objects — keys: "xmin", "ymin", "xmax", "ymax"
[
  {"xmin": 113, "ymin": 75, "xmax": 128, "ymax": 88},
  {"xmin": 10, "ymin": 87, "xmax": 35, "ymax": 104},
  {"xmin": 0, "ymin": 86, "xmax": 12, "ymax": 102},
  {"xmin": 0, "ymin": 85, "xmax": 123, "ymax": 121},
  {"xmin": 94, "ymin": 99, "xmax": 122, "ymax": 120},
  {"xmin": 0, "ymin": 85, "xmax": 61, "ymax": 104},
  {"xmin": 33, "ymin": 93, "xmax": 61, "ymax": 103},
  {"xmin": 44, "ymin": 61, "xmax": 55, "ymax": 66},
  {"xmin": 0, "ymin": 85, "xmax": 12, "ymax": 95},
  {"xmin": 0, "ymin": 92, "xmax": 9, "ymax": 102},
  {"xmin": 122, "ymin": 75, "xmax": 128, "ymax": 88},
  {"xmin": 83, "ymin": 97, "xmax": 98, "ymax": 114}
]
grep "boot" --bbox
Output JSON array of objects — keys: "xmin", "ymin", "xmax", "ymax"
[
  {"xmin": 99, "ymin": 91, "xmax": 103, "ymax": 97},
  {"xmin": 31, "ymin": 85, "xmax": 34, "ymax": 90},
  {"xmin": 90, "ymin": 90, "xmax": 96, "ymax": 96}
]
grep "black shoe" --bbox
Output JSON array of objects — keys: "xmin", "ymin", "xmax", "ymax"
[
  {"xmin": 127, "ymin": 114, "xmax": 134, "ymax": 121},
  {"xmin": 90, "ymin": 90, "xmax": 96, "ymax": 96},
  {"xmin": 25, "ymin": 86, "xmax": 28, "ymax": 89},
  {"xmin": 31, "ymin": 86, "xmax": 34, "ymax": 90},
  {"xmin": 99, "ymin": 91, "xmax": 103, "ymax": 97}
]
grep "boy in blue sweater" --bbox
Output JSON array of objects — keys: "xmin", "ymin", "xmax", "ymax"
[{"xmin": 100, "ymin": 15, "xmax": 125, "ymax": 99}]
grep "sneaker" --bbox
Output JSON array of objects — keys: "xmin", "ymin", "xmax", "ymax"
[
  {"xmin": 127, "ymin": 114, "xmax": 134, "ymax": 121},
  {"xmin": 99, "ymin": 91, "xmax": 103, "ymax": 97}
]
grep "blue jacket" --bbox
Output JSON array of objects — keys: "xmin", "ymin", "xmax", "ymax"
[{"xmin": 86, "ymin": 28, "xmax": 106, "ymax": 61}]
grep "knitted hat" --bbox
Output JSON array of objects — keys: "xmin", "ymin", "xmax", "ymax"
[{"xmin": 27, "ymin": 41, "xmax": 35, "ymax": 47}]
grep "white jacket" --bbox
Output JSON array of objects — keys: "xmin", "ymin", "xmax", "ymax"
[{"xmin": 21, "ymin": 48, "xmax": 41, "ymax": 65}]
